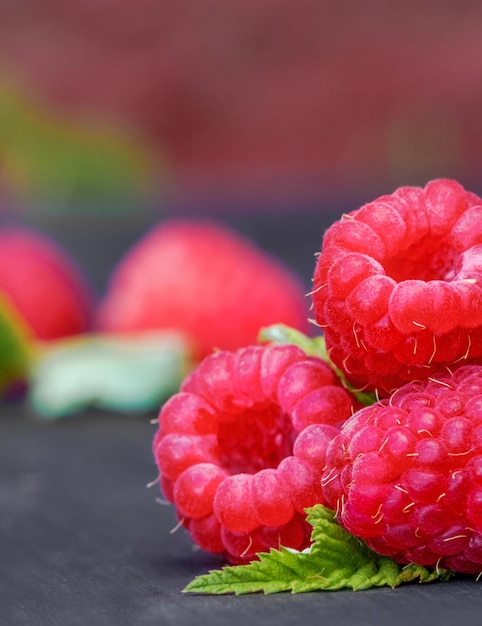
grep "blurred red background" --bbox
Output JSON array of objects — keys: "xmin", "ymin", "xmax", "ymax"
[{"xmin": 0, "ymin": 0, "xmax": 481, "ymax": 216}]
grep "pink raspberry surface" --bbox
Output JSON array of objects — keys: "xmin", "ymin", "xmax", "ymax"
[
  {"xmin": 0, "ymin": 227, "xmax": 93, "ymax": 340},
  {"xmin": 312, "ymin": 178, "xmax": 482, "ymax": 396},
  {"xmin": 97, "ymin": 220, "xmax": 309, "ymax": 359},
  {"xmin": 153, "ymin": 343, "xmax": 358, "ymax": 563},
  {"xmin": 321, "ymin": 365, "xmax": 482, "ymax": 574}
]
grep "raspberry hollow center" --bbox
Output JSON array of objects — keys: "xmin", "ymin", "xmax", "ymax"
[
  {"xmin": 217, "ymin": 404, "xmax": 295, "ymax": 475},
  {"xmin": 384, "ymin": 238, "xmax": 461, "ymax": 283}
]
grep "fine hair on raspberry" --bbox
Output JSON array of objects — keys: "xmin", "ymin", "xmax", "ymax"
[
  {"xmin": 153, "ymin": 343, "xmax": 358, "ymax": 563},
  {"xmin": 312, "ymin": 178, "xmax": 482, "ymax": 396},
  {"xmin": 321, "ymin": 365, "xmax": 482, "ymax": 574}
]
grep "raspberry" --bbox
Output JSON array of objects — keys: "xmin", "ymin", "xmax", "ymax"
[
  {"xmin": 0, "ymin": 227, "xmax": 93, "ymax": 340},
  {"xmin": 153, "ymin": 343, "xmax": 357, "ymax": 563},
  {"xmin": 97, "ymin": 220, "xmax": 309, "ymax": 359},
  {"xmin": 321, "ymin": 365, "xmax": 482, "ymax": 574},
  {"xmin": 312, "ymin": 178, "xmax": 482, "ymax": 396}
]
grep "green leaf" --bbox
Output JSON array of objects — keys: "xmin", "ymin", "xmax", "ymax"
[
  {"xmin": 184, "ymin": 505, "xmax": 453, "ymax": 595},
  {"xmin": 258, "ymin": 324, "xmax": 377, "ymax": 406},
  {"xmin": 0, "ymin": 291, "xmax": 33, "ymax": 397},
  {"xmin": 28, "ymin": 331, "xmax": 195, "ymax": 418},
  {"xmin": 258, "ymin": 323, "xmax": 328, "ymax": 359}
]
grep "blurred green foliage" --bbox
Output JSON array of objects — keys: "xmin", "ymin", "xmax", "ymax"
[
  {"xmin": 0, "ymin": 80, "xmax": 158, "ymax": 214},
  {"xmin": 0, "ymin": 292, "xmax": 32, "ymax": 397}
]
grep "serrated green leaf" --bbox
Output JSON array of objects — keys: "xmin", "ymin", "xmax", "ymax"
[
  {"xmin": 29, "ymin": 331, "xmax": 195, "ymax": 418},
  {"xmin": 184, "ymin": 505, "xmax": 452, "ymax": 595},
  {"xmin": 396, "ymin": 562, "xmax": 453, "ymax": 585},
  {"xmin": 258, "ymin": 324, "xmax": 377, "ymax": 406}
]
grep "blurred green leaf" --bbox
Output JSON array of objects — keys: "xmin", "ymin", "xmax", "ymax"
[
  {"xmin": 0, "ymin": 292, "xmax": 33, "ymax": 397},
  {"xmin": 29, "ymin": 331, "xmax": 195, "ymax": 418}
]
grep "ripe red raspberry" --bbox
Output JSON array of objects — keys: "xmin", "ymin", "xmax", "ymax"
[
  {"xmin": 321, "ymin": 365, "xmax": 482, "ymax": 574},
  {"xmin": 153, "ymin": 343, "xmax": 358, "ymax": 563},
  {"xmin": 97, "ymin": 220, "xmax": 309, "ymax": 359},
  {"xmin": 312, "ymin": 178, "xmax": 482, "ymax": 396}
]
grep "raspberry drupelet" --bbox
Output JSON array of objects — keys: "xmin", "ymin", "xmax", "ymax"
[
  {"xmin": 153, "ymin": 343, "xmax": 358, "ymax": 563},
  {"xmin": 321, "ymin": 365, "xmax": 482, "ymax": 574},
  {"xmin": 312, "ymin": 178, "xmax": 482, "ymax": 396}
]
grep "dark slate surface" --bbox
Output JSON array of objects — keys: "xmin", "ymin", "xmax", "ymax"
[{"xmin": 2, "ymin": 409, "xmax": 482, "ymax": 626}]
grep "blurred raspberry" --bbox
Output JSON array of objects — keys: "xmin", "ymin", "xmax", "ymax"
[
  {"xmin": 0, "ymin": 227, "xmax": 93, "ymax": 341},
  {"xmin": 98, "ymin": 220, "xmax": 309, "ymax": 359}
]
